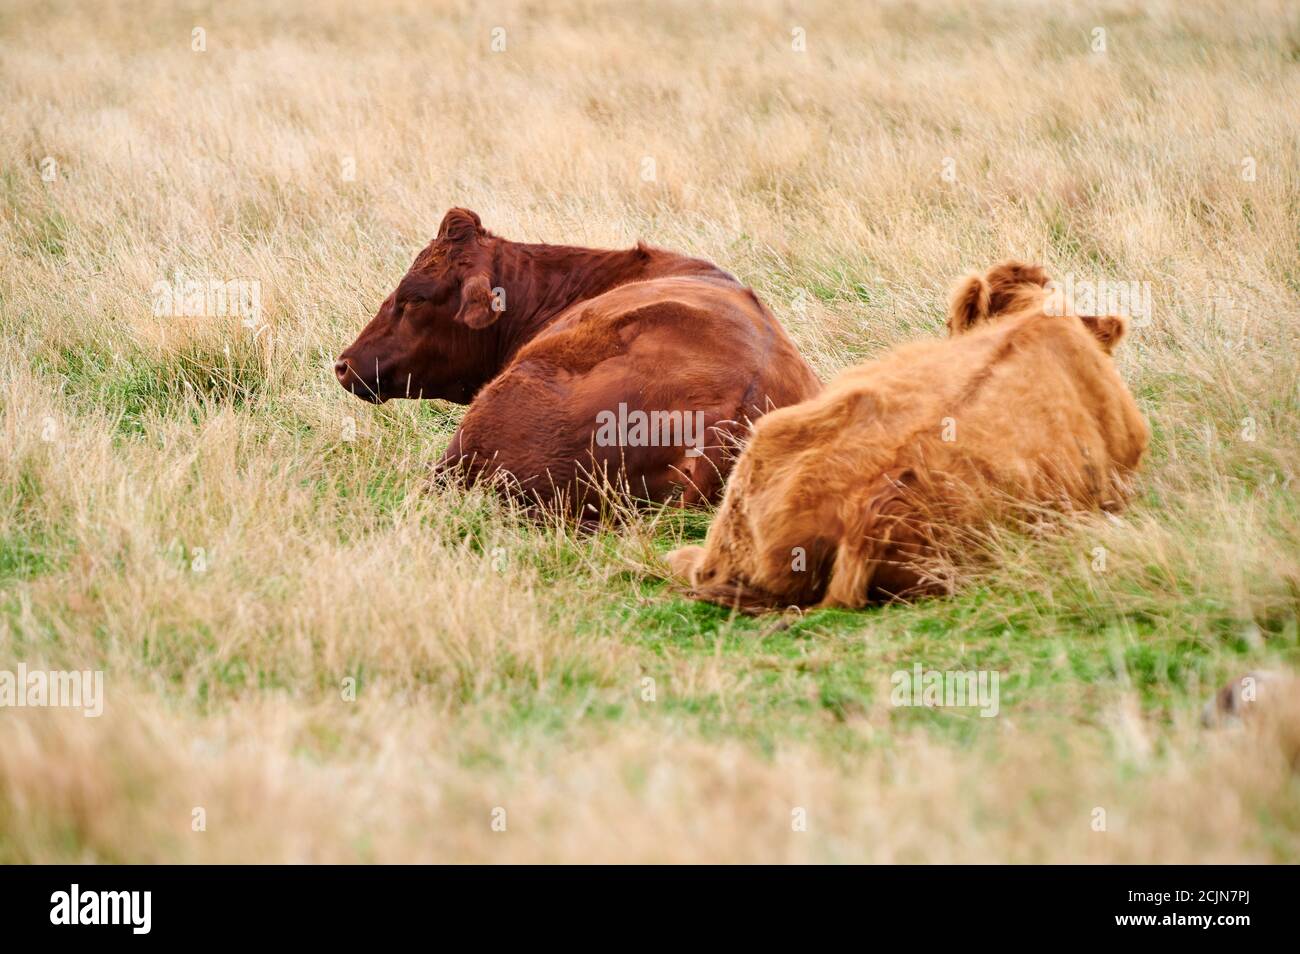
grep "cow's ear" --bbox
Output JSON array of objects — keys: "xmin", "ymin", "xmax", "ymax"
[
  {"xmin": 947, "ymin": 273, "xmax": 990, "ymax": 336},
  {"xmin": 454, "ymin": 272, "xmax": 497, "ymax": 328},
  {"xmin": 1079, "ymin": 314, "xmax": 1127, "ymax": 354},
  {"xmin": 438, "ymin": 207, "xmax": 483, "ymax": 245}
]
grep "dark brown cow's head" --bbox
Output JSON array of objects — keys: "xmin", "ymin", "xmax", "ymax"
[{"xmin": 336, "ymin": 208, "xmax": 501, "ymax": 403}]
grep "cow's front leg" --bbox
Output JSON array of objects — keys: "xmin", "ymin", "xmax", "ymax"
[{"xmin": 429, "ymin": 424, "xmax": 482, "ymax": 488}]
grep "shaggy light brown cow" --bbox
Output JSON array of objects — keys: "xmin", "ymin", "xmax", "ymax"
[{"xmin": 666, "ymin": 261, "xmax": 1150, "ymax": 611}]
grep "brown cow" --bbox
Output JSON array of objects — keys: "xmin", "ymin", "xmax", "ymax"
[
  {"xmin": 666, "ymin": 261, "xmax": 1150, "ymax": 611},
  {"xmin": 336, "ymin": 209, "xmax": 820, "ymax": 513}
]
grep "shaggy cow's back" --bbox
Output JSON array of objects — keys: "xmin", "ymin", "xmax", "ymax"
[{"xmin": 747, "ymin": 311, "xmax": 1147, "ymax": 517}]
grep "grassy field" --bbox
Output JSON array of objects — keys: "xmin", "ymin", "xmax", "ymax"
[{"xmin": 1, "ymin": 0, "xmax": 1298, "ymax": 863}]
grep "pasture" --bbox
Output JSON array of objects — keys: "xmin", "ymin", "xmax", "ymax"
[{"xmin": 1, "ymin": 0, "xmax": 1298, "ymax": 862}]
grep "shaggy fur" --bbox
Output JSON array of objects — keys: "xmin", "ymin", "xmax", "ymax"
[{"xmin": 666, "ymin": 261, "xmax": 1150, "ymax": 611}]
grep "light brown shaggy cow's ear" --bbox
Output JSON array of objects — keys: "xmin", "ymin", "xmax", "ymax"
[
  {"xmin": 1079, "ymin": 314, "xmax": 1127, "ymax": 354},
  {"xmin": 454, "ymin": 273, "xmax": 498, "ymax": 328},
  {"xmin": 947, "ymin": 273, "xmax": 990, "ymax": 336},
  {"xmin": 438, "ymin": 207, "xmax": 483, "ymax": 245}
]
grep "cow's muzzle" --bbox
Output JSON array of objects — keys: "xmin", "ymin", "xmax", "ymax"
[{"xmin": 334, "ymin": 357, "xmax": 384, "ymax": 403}]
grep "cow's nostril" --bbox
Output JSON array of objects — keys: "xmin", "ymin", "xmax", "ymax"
[{"xmin": 334, "ymin": 359, "xmax": 350, "ymax": 381}]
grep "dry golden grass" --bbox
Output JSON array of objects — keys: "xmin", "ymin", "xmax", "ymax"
[{"xmin": 1, "ymin": 0, "xmax": 1298, "ymax": 862}]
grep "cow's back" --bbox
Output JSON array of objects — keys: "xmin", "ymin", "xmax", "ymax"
[
  {"xmin": 520, "ymin": 275, "xmax": 819, "ymax": 414},
  {"xmin": 903, "ymin": 313, "xmax": 1148, "ymax": 507},
  {"xmin": 789, "ymin": 311, "xmax": 1146, "ymax": 508},
  {"xmin": 444, "ymin": 273, "xmax": 820, "ymax": 510}
]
